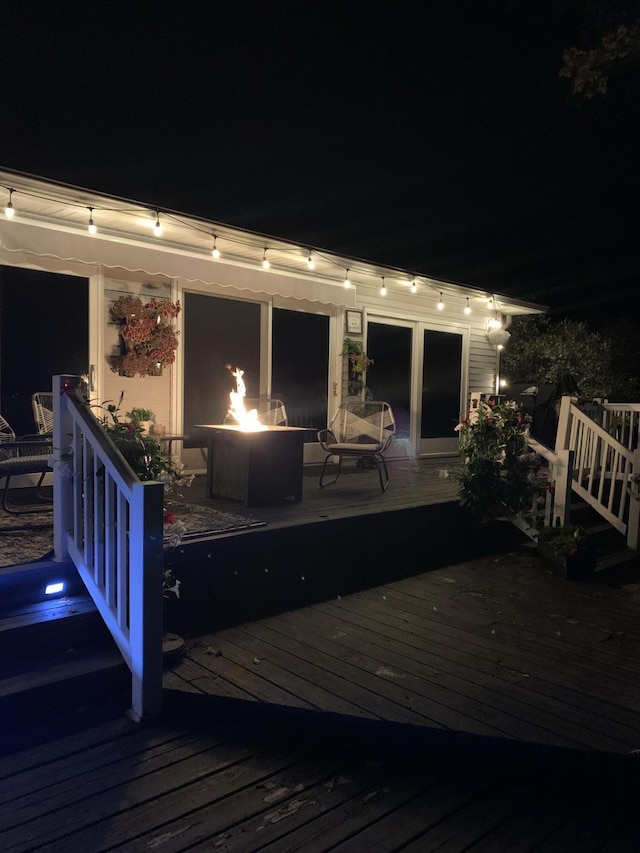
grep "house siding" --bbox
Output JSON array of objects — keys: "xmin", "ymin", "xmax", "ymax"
[{"xmin": 0, "ymin": 170, "xmax": 544, "ymax": 469}]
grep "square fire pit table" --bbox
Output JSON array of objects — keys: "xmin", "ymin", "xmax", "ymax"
[{"xmin": 195, "ymin": 424, "xmax": 307, "ymax": 506}]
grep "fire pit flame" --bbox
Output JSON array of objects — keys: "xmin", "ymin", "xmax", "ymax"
[{"xmin": 228, "ymin": 368, "xmax": 267, "ymax": 431}]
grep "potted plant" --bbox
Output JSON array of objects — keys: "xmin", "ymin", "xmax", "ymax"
[
  {"xmin": 95, "ymin": 393, "xmax": 193, "ymax": 494},
  {"xmin": 127, "ymin": 407, "xmax": 155, "ymax": 434},
  {"xmin": 537, "ymin": 524, "xmax": 596, "ymax": 580},
  {"xmin": 109, "ymin": 295, "xmax": 180, "ymax": 378},
  {"xmin": 454, "ymin": 398, "xmax": 537, "ymax": 524}
]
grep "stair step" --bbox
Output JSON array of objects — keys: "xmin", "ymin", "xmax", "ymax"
[
  {"xmin": 0, "ymin": 591, "xmax": 130, "ymax": 743},
  {"xmin": 0, "ymin": 646, "xmax": 130, "ymax": 756},
  {"xmin": 0, "ymin": 557, "xmax": 85, "ymax": 611},
  {"xmin": 0, "ymin": 594, "xmax": 114, "ymax": 661},
  {"xmin": 0, "ymin": 646, "xmax": 127, "ymax": 700}
]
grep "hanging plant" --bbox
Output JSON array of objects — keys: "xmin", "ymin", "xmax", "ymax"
[
  {"xmin": 341, "ymin": 338, "xmax": 374, "ymax": 399},
  {"xmin": 109, "ymin": 296, "xmax": 180, "ymax": 378},
  {"xmin": 341, "ymin": 338, "xmax": 374, "ymax": 373}
]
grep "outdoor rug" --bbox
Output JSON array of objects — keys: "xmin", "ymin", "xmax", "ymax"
[
  {"xmin": 162, "ymin": 500, "xmax": 266, "ymax": 546},
  {"xmin": 0, "ymin": 497, "xmax": 265, "ymax": 568}
]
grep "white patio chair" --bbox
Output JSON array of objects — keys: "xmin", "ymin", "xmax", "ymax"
[
  {"xmin": 32, "ymin": 391, "xmax": 54, "ymax": 435},
  {"xmin": 0, "ymin": 413, "xmax": 53, "ymax": 513},
  {"xmin": 318, "ymin": 401, "xmax": 396, "ymax": 492}
]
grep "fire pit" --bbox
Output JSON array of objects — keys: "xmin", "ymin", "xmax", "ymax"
[{"xmin": 196, "ymin": 424, "xmax": 306, "ymax": 506}]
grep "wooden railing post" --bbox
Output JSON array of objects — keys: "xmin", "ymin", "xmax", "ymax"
[
  {"xmin": 128, "ymin": 480, "xmax": 165, "ymax": 721},
  {"xmin": 52, "ymin": 374, "xmax": 79, "ymax": 562},
  {"xmin": 552, "ymin": 449, "xmax": 573, "ymax": 528},
  {"xmin": 628, "ymin": 448, "xmax": 640, "ymax": 551},
  {"xmin": 555, "ymin": 395, "xmax": 575, "ymax": 453}
]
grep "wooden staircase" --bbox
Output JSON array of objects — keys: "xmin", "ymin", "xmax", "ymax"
[
  {"xmin": 0, "ymin": 559, "xmax": 129, "ymax": 752},
  {"xmin": 522, "ymin": 397, "xmax": 640, "ymax": 572}
]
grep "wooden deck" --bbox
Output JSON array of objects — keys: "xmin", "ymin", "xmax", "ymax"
[
  {"xmin": 3, "ymin": 535, "xmax": 640, "ymax": 850},
  {"xmin": 183, "ymin": 454, "xmax": 460, "ymax": 526}
]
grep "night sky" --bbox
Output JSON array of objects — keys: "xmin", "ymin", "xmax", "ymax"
[{"xmin": 2, "ymin": 0, "xmax": 639, "ymax": 328}]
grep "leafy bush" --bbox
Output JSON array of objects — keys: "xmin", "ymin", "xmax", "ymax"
[{"xmin": 455, "ymin": 399, "xmax": 537, "ymax": 522}]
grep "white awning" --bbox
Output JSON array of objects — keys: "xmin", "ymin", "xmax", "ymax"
[{"xmin": 0, "ymin": 219, "xmax": 358, "ymax": 309}]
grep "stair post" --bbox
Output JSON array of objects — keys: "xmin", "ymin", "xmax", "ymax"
[
  {"xmin": 555, "ymin": 395, "xmax": 575, "ymax": 452},
  {"xmin": 628, "ymin": 448, "xmax": 640, "ymax": 550},
  {"xmin": 552, "ymin": 449, "xmax": 573, "ymax": 527},
  {"xmin": 52, "ymin": 374, "xmax": 79, "ymax": 562}
]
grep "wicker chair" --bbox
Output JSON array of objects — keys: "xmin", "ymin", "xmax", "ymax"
[
  {"xmin": 32, "ymin": 391, "xmax": 54, "ymax": 436},
  {"xmin": 0, "ymin": 413, "xmax": 53, "ymax": 513},
  {"xmin": 317, "ymin": 401, "xmax": 396, "ymax": 492}
]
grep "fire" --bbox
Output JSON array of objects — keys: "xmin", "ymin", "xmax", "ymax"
[{"xmin": 227, "ymin": 368, "xmax": 267, "ymax": 431}]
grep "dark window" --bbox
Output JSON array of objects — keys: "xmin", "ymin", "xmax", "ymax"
[
  {"xmin": 0, "ymin": 266, "xmax": 88, "ymax": 435},
  {"xmin": 272, "ymin": 308, "xmax": 329, "ymax": 431},
  {"xmin": 366, "ymin": 322, "xmax": 412, "ymax": 441},
  {"xmin": 183, "ymin": 293, "xmax": 261, "ymax": 445},
  {"xmin": 421, "ymin": 328, "xmax": 462, "ymax": 438}
]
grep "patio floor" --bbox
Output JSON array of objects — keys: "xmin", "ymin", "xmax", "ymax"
[{"xmin": 3, "ymin": 538, "xmax": 640, "ymax": 850}]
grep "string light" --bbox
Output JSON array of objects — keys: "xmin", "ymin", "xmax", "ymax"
[
  {"xmin": 5, "ymin": 188, "xmax": 14, "ymax": 218},
  {"xmin": 0, "ymin": 183, "xmax": 501, "ymax": 315}
]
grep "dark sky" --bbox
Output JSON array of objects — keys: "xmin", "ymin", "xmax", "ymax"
[{"xmin": 2, "ymin": 0, "xmax": 639, "ymax": 327}]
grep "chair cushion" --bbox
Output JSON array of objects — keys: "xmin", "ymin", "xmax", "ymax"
[{"xmin": 0, "ymin": 456, "xmax": 51, "ymax": 475}]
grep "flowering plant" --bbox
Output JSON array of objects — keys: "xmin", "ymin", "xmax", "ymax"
[
  {"xmin": 110, "ymin": 295, "xmax": 180, "ymax": 377},
  {"xmin": 341, "ymin": 338, "xmax": 373, "ymax": 373},
  {"xmin": 341, "ymin": 338, "xmax": 374, "ymax": 398},
  {"xmin": 538, "ymin": 525, "xmax": 593, "ymax": 557},
  {"xmin": 454, "ymin": 399, "xmax": 537, "ymax": 521},
  {"xmin": 95, "ymin": 392, "xmax": 193, "ymax": 495}
]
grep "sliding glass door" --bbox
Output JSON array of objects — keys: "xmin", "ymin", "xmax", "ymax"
[
  {"xmin": 420, "ymin": 326, "xmax": 464, "ymax": 455},
  {"xmin": 366, "ymin": 320, "xmax": 413, "ymax": 454}
]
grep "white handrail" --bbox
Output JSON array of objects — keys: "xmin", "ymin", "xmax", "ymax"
[{"xmin": 52, "ymin": 375, "xmax": 164, "ymax": 720}]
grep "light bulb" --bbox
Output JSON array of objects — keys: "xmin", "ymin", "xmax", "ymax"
[
  {"xmin": 262, "ymin": 249, "xmax": 270, "ymax": 269},
  {"xmin": 343, "ymin": 269, "xmax": 351, "ymax": 288},
  {"xmin": 5, "ymin": 189, "xmax": 14, "ymax": 218},
  {"xmin": 411, "ymin": 278, "xmax": 417, "ymax": 294},
  {"xmin": 307, "ymin": 251, "xmax": 315, "ymax": 270},
  {"xmin": 464, "ymin": 298, "xmax": 471, "ymax": 315},
  {"xmin": 153, "ymin": 211, "xmax": 162, "ymax": 237},
  {"xmin": 212, "ymin": 236, "xmax": 220, "ymax": 259},
  {"xmin": 87, "ymin": 207, "xmax": 96, "ymax": 235},
  {"xmin": 380, "ymin": 277, "xmax": 387, "ymax": 296},
  {"xmin": 437, "ymin": 293, "xmax": 444, "ymax": 310}
]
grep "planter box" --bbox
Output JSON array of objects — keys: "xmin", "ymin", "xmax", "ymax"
[{"xmin": 537, "ymin": 540, "xmax": 596, "ymax": 581}]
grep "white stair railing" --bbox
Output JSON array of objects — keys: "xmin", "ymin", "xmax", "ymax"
[
  {"xmin": 523, "ymin": 435, "xmax": 573, "ymax": 533},
  {"xmin": 52, "ymin": 375, "xmax": 164, "ymax": 721},
  {"xmin": 556, "ymin": 395, "xmax": 640, "ymax": 549},
  {"xmin": 601, "ymin": 403, "xmax": 640, "ymax": 451}
]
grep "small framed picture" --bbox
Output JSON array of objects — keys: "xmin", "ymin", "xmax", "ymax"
[{"xmin": 345, "ymin": 310, "xmax": 363, "ymax": 334}]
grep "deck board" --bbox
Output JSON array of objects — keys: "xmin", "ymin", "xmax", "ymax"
[{"xmin": 3, "ymin": 456, "xmax": 640, "ymax": 849}]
